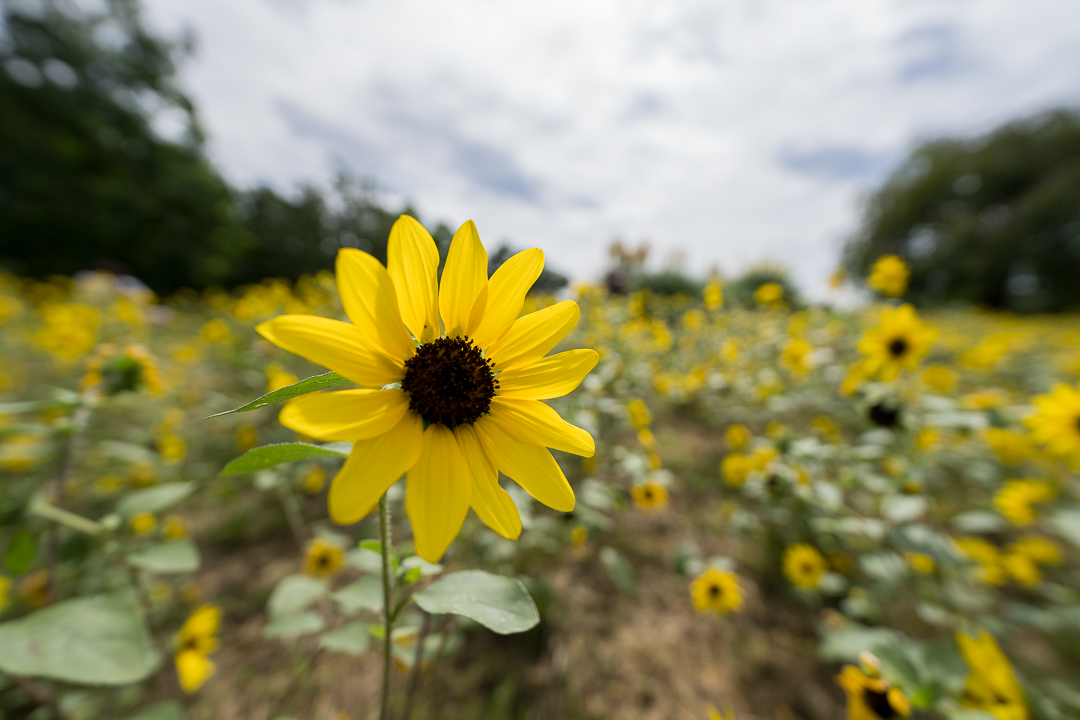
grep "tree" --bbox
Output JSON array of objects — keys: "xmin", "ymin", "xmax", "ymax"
[
  {"xmin": 0, "ymin": 0, "xmax": 253, "ymax": 294},
  {"xmin": 843, "ymin": 109, "xmax": 1080, "ymax": 312}
]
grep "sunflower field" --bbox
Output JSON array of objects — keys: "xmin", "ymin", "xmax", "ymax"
[{"xmin": 1, "ymin": 231, "xmax": 1080, "ymax": 720}]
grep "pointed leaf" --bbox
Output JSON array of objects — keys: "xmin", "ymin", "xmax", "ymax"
[
  {"xmin": 206, "ymin": 372, "xmax": 354, "ymax": 418},
  {"xmin": 117, "ymin": 483, "xmax": 196, "ymax": 518},
  {"xmin": 268, "ymin": 574, "xmax": 327, "ymax": 618},
  {"xmin": 127, "ymin": 540, "xmax": 200, "ymax": 574},
  {"xmin": 220, "ymin": 443, "xmax": 349, "ymax": 476},
  {"xmin": 319, "ymin": 622, "xmax": 371, "ymax": 655},
  {"xmin": 412, "ymin": 570, "xmax": 539, "ymax": 634}
]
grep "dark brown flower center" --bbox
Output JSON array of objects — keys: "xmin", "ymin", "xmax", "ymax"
[
  {"xmin": 863, "ymin": 687, "xmax": 898, "ymax": 719},
  {"xmin": 887, "ymin": 337, "xmax": 909, "ymax": 358},
  {"xmin": 869, "ymin": 403, "xmax": 900, "ymax": 428},
  {"xmin": 709, "ymin": 583, "xmax": 722, "ymax": 597},
  {"xmin": 402, "ymin": 336, "xmax": 498, "ymax": 429}
]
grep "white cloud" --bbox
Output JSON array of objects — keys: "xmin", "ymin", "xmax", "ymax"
[{"xmin": 142, "ymin": 0, "xmax": 1080, "ymax": 295}]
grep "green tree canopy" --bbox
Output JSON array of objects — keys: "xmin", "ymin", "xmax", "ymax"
[{"xmin": 843, "ymin": 109, "xmax": 1080, "ymax": 312}]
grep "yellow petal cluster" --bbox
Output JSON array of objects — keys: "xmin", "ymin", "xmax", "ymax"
[
  {"xmin": 175, "ymin": 604, "xmax": 221, "ymax": 693},
  {"xmin": 956, "ymin": 630, "xmax": 1028, "ymax": 720}
]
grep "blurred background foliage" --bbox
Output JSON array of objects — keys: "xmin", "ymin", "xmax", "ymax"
[{"xmin": 844, "ymin": 109, "xmax": 1080, "ymax": 313}]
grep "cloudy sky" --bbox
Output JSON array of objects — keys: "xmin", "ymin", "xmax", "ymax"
[{"xmin": 142, "ymin": 0, "xmax": 1080, "ymax": 295}]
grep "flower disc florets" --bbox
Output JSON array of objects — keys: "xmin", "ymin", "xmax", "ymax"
[
  {"xmin": 863, "ymin": 687, "xmax": 898, "ymax": 718},
  {"xmin": 402, "ymin": 336, "xmax": 498, "ymax": 429},
  {"xmin": 887, "ymin": 337, "xmax": 909, "ymax": 358}
]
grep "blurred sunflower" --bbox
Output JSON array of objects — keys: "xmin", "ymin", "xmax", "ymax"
[
  {"xmin": 783, "ymin": 543, "xmax": 827, "ymax": 589},
  {"xmin": 303, "ymin": 538, "xmax": 344, "ymax": 578},
  {"xmin": 1025, "ymin": 384, "xmax": 1080, "ymax": 465},
  {"xmin": 259, "ymin": 216, "xmax": 598, "ymax": 562},
  {"xmin": 956, "ymin": 630, "xmax": 1028, "ymax": 720},
  {"xmin": 690, "ymin": 569, "xmax": 744, "ymax": 615},
  {"xmin": 836, "ymin": 665, "xmax": 911, "ymax": 720},
  {"xmin": 631, "ymin": 480, "xmax": 668, "ymax": 511},
  {"xmin": 857, "ymin": 305, "xmax": 937, "ymax": 381},
  {"xmin": 867, "ymin": 255, "xmax": 910, "ymax": 298},
  {"xmin": 175, "ymin": 604, "xmax": 221, "ymax": 693}
]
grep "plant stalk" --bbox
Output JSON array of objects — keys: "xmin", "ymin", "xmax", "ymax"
[
  {"xmin": 47, "ymin": 403, "xmax": 90, "ymax": 604},
  {"xmin": 379, "ymin": 493, "xmax": 393, "ymax": 720}
]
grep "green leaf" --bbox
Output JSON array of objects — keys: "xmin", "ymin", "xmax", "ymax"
[
  {"xmin": 220, "ymin": 443, "xmax": 349, "ymax": 476},
  {"xmin": 1048, "ymin": 508, "xmax": 1080, "ymax": 549},
  {"xmin": 206, "ymin": 372, "xmax": 354, "ymax": 418},
  {"xmin": 124, "ymin": 701, "xmax": 185, "ymax": 720},
  {"xmin": 263, "ymin": 611, "xmax": 325, "ymax": 639},
  {"xmin": 0, "ymin": 591, "xmax": 159, "ymax": 684},
  {"xmin": 923, "ymin": 638, "xmax": 969, "ymax": 697},
  {"xmin": 319, "ymin": 622, "xmax": 371, "ymax": 655},
  {"xmin": 126, "ymin": 540, "xmax": 200, "ymax": 574},
  {"xmin": 359, "ymin": 540, "xmax": 399, "ymax": 574},
  {"xmin": 400, "ymin": 556, "xmax": 443, "ymax": 579},
  {"xmin": 268, "ymin": 574, "xmax": 327, "ymax": 618},
  {"xmin": 599, "ymin": 547, "xmax": 637, "ymax": 595},
  {"xmin": 412, "ymin": 570, "xmax": 540, "ymax": 635},
  {"xmin": 5, "ymin": 530, "xmax": 35, "ymax": 575},
  {"xmin": 117, "ymin": 483, "xmax": 196, "ymax": 519},
  {"xmin": 818, "ymin": 622, "xmax": 899, "ymax": 662},
  {"xmin": 330, "ymin": 576, "xmax": 383, "ymax": 614},
  {"xmin": 344, "ymin": 547, "xmax": 383, "ymax": 573}
]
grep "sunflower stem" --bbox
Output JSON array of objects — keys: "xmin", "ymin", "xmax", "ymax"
[{"xmin": 379, "ymin": 493, "xmax": 393, "ymax": 720}]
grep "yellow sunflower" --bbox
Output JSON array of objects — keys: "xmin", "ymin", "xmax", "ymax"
[
  {"xmin": 783, "ymin": 543, "xmax": 827, "ymax": 590},
  {"xmin": 259, "ymin": 216, "xmax": 598, "ymax": 562},
  {"xmin": 867, "ymin": 255, "xmax": 910, "ymax": 298},
  {"xmin": 836, "ymin": 665, "xmax": 911, "ymax": 720},
  {"xmin": 857, "ymin": 305, "xmax": 937, "ymax": 381},
  {"xmin": 303, "ymin": 537, "xmax": 344, "ymax": 578},
  {"xmin": 956, "ymin": 630, "xmax": 1028, "ymax": 720},
  {"xmin": 631, "ymin": 480, "xmax": 668, "ymax": 511},
  {"xmin": 690, "ymin": 569, "xmax": 744, "ymax": 615},
  {"xmin": 1025, "ymin": 383, "xmax": 1080, "ymax": 466},
  {"xmin": 175, "ymin": 604, "xmax": 221, "ymax": 693}
]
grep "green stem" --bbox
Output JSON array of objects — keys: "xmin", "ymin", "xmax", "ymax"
[{"xmin": 379, "ymin": 494, "xmax": 394, "ymax": 720}]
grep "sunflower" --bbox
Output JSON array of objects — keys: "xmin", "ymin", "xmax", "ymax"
[
  {"xmin": 259, "ymin": 217, "xmax": 598, "ymax": 562},
  {"xmin": 956, "ymin": 630, "xmax": 1028, "ymax": 720},
  {"xmin": 690, "ymin": 569, "xmax": 744, "ymax": 615},
  {"xmin": 993, "ymin": 479, "xmax": 1055, "ymax": 526},
  {"xmin": 175, "ymin": 604, "xmax": 221, "ymax": 693},
  {"xmin": 783, "ymin": 543, "xmax": 827, "ymax": 590},
  {"xmin": 780, "ymin": 337, "xmax": 812, "ymax": 377},
  {"xmin": 303, "ymin": 537, "xmax": 344, "ymax": 578},
  {"xmin": 836, "ymin": 665, "xmax": 911, "ymax": 720},
  {"xmin": 1025, "ymin": 383, "xmax": 1080, "ymax": 466},
  {"xmin": 867, "ymin": 255, "xmax": 910, "ymax": 298},
  {"xmin": 857, "ymin": 305, "xmax": 937, "ymax": 381},
  {"xmin": 631, "ymin": 479, "xmax": 668, "ymax": 511}
]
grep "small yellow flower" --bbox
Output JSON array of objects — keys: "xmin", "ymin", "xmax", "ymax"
[
  {"xmin": 0, "ymin": 575, "xmax": 10, "ymax": 614},
  {"xmin": 201, "ymin": 319, "xmax": 230, "ymax": 343},
  {"xmin": 175, "ymin": 604, "xmax": 222, "ymax": 693},
  {"xmin": 1025, "ymin": 383, "xmax": 1080, "ymax": 466},
  {"xmin": 754, "ymin": 282, "xmax": 784, "ymax": 309},
  {"xmin": 836, "ymin": 664, "xmax": 911, "ymax": 719},
  {"xmin": 303, "ymin": 538, "xmax": 344, "ymax": 578},
  {"xmin": 631, "ymin": 480, "xmax": 668, "ymax": 511},
  {"xmin": 915, "ymin": 427, "xmax": 941, "ymax": 451},
  {"xmin": 726, "ymin": 424, "xmax": 751, "ymax": 451},
  {"xmin": 301, "ymin": 466, "xmax": 327, "ymax": 494},
  {"xmin": 159, "ymin": 434, "xmax": 186, "ymax": 463},
  {"xmin": 1001, "ymin": 552, "xmax": 1041, "ymax": 587},
  {"xmin": 627, "ymin": 399, "xmax": 652, "ymax": 430},
  {"xmin": 780, "ymin": 337, "xmax": 812, "ymax": 376},
  {"xmin": 637, "ymin": 428, "xmax": 662, "ymax": 470},
  {"xmin": 570, "ymin": 525, "xmax": 588, "ymax": 547},
  {"xmin": 956, "ymin": 630, "xmax": 1028, "ymax": 720},
  {"xmin": 130, "ymin": 513, "xmax": 157, "ymax": 535},
  {"xmin": 749, "ymin": 446, "xmax": 777, "ymax": 472},
  {"xmin": 905, "ymin": 552, "xmax": 935, "ymax": 574},
  {"xmin": 867, "ymin": 255, "xmax": 909, "ymax": 298},
  {"xmin": 163, "ymin": 514, "xmax": 186, "ymax": 539},
  {"xmin": 690, "ymin": 569, "xmax": 744, "ymax": 615},
  {"xmin": 783, "ymin": 543, "xmax": 827, "ymax": 590},
  {"xmin": 955, "ymin": 537, "xmax": 1006, "ymax": 586},
  {"xmin": 994, "ymin": 479, "xmax": 1055, "ymax": 526},
  {"xmin": 812, "ymin": 415, "xmax": 842, "ymax": 443},
  {"xmin": 1008, "ymin": 536, "xmax": 1062, "ymax": 566},
  {"xmin": 984, "ymin": 428, "xmax": 1035, "ymax": 466},
  {"xmin": 857, "ymin": 305, "xmax": 937, "ymax": 381},
  {"xmin": 235, "ymin": 424, "xmax": 259, "ymax": 451},
  {"xmin": 721, "ymin": 453, "xmax": 750, "ymax": 487},
  {"xmin": 922, "ymin": 364, "xmax": 957, "ymax": 393},
  {"xmin": 704, "ymin": 281, "xmax": 724, "ymax": 311}
]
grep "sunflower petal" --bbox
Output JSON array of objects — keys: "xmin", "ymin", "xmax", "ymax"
[
  {"xmin": 406, "ymin": 425, "xmax": 472, "ymax": 562},
  {"xmin": 336, "ymin": 249, "xmax": 416, "ymax": 361},
  {"xmin": 470, "ymin": 249, "xmax": 544, "ymax": 349},
  {"xmin": 439, "ymin": 220, "xmax": 489, "ymax": 338},
  {"xmin": 487, "ymin": 301, "xmax": 580, "ymax": 371},
  {"xmin": 474, "ymin": 417, "xmax": 575, "ymax": 512},
  {"xmin": 388, "ymin": 216, "xmax": 441, "ymax": 343},
  {"xmin": 328, "ymin": 413, "xmax": 423, "ymax": 524},
  {"xmin": 489, "ymin": 397, "xmax": 594, "ymax": 457},
  {"xmin": 257, "ymin": 315, "xmax": 403, "ymax": 387},
  {"xmin": 279, "ymin": 389, "xmax": 410, "ymax": 441},
  {"xmin": 455, "ymin": 425, "xmax": 521, "ymax": 540},
  {"xmin": 496, "ymin": 349, "xmax": 598, "ymax": 400}
]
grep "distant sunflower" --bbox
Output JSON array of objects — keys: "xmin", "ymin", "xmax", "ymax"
[
  {"xmin": 175, "ymin": 604, "xmax": 221, "ymax": 693},
  {"xmin": 1025, "ymin": 383, "xmax": 1080, "ymax": 466},
  {"xmin": 259, "ymin": 217, "xmax": 598, "ymax": 562},
  {"xmin": 303, "ymin": 537, "xmax": 344, "ymax": 578},
  {"xmin": 857, "ymin": 305, "xmax": 937, "ymax": 381},
  {"xmin": 956, "ymin": 630, "xmax": 1028, "ymax": 720},
  {"xmin": 836, "ymin": 665, "xmax": 911, "ymax": 720},
  {"xmin": 783, "ymin": 543, "xmax": 827, "ymax": 590},
  {"xmin": 631, "ymin": 480, "xmax": 668, "ymax": 511},
  {"xmin": 690, "ymin": 569, "xmax": 744, "ymax": 615},
  {"xmin": 867, "ymin": 255, "xmax": 910, "ymax": 298}
]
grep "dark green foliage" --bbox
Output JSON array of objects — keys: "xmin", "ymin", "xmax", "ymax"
[
  {"xmin": 488, "ymin": 244, "xmax": 569, "ymax": 294},
  {"xmin": 844, "ymin": 109, "xmax": 1080, "ymax": 312},
  {"xmin": 0, "ymin": 0, "xmax": 248, "ymax": 293},
  {"xmin": 727, "ymin": 264, "xmax": 804, "ymax": 309},
  {"xmin": 633, "ymin": 269, "xmax": 703, "ymax": 297}
]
